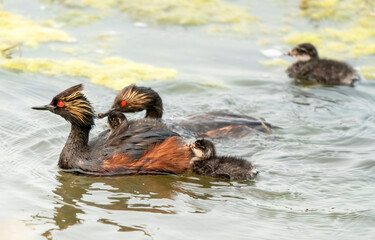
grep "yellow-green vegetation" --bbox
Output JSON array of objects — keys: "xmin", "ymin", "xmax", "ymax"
[
  {"xmin": 0, "ymin": 11, "xmax": 69, "ymax": 48},
  {"xmin": 353, "ymin": 44, "xmax": 375, "ymax": 57},
  {"xmin": 41, "ymin": 0, "xmax": 118, "ymax": 10},
  {"xmin": 360, "ymin": 66, "xmax": 375, "ymax": 80},
  {"xmin": 284, "ymin": 28, "xmax": 375, "ymax": 48},
  {"xmin": 259, "ymin": 58, "xmax": 289, "ymax": 67},
  {"xmin": 55, "ymin": 10, "xmax": 100, "ymax": 26},
  {"xmin": 43, "ymin": 0, "xmax": 258, "ymax": 32},
  {"xmin": 0, "ymin": 57, "xmax": 178, "ymax": 89},
  {"xmin": 322, "ymin": 28, "xmax": 375, "ymax": 43},
  {"xmin": 319, "ymin": 42, "xmax": 351, "ymax": 56},
  {"xmin": 120, "ymin": 0, "xmax": 257, "ymax": 26},
  {"xmin": 299, "ymin": 0, "xmax": 370, "ymax": 20},
  {"xmin": 283, "ymin": 32, "xmax": 322, "ymax": 46},
  {"xmin": 288, "ymin": 0, "xmax": 375, "ymax": 58},
  {"xmin": 284, "ymin": 28, "xmax": 375, "ymax": 57}
]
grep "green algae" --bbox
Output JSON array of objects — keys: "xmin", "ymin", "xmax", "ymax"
[
  {"xmin": 360, "ymin": 66, "xmax": 375, "ymax": 80},
  {"xmin": 322, "ymin": 28, "xmax": 375, "ymax": 43},
  {"xmin": 310, "ymin": 0, "xmax": 338, "ymax": 8},
  {"xmin": 294, "ymin": 0, "xmax": 375, "ymax": 58},
  {"xmin": 284, "ymin": 27, "xmax": 375, "ymax": 57},
  {"xmin": 358, "ymin": 15, "xmax": 375, "ymax": 28},
  {"xmin": 0, "ymin": 9, "xmax": 180, "ymax": 90},
  {"xmin": 353, "ymin": 44, "xmax": 375, "ymax": 57},
  {"xmin": 55, "ymin": 10, "xmax": 100, "ymax": 26},
  {"xmin": 299, "ymin": 0, "xmax": 364, "ymax": 21},
  {"xmin": 2, "ymin": 0, "xmax": 372, "ymax": 88},
  {"xmin": 283, "ymin": 32, "xmax": 322, "ymax": 46},
  {"xmin": 119, "ymin": 0, "xmax": 257, "ymax": 26},
  {"xmin": 43, "ymin": 0, "xmax": 258, "ymax": 33},
  {"xmin": 320, "ymin": 42, "xmax": 350, "ymax": 54},
  {"xmin": 41, "ymin": 0, "xmax": 119, "ymax": 10},
  {"xmin": 0, "ymin": 11, "xmax": 69, "ymax": 47},
  {"xmin": 284, "ymin": 28, "xmax": 374, "ymax": 46},
  {"xmin": 0, "ymin": 57, "xmax": 178, "ymax": 90}
]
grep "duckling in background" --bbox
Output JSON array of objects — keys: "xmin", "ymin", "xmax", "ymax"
[
  {"xmin": 32, "ymin": 84, "xmax": 193, "ymax": 176},
  {"xmin": 286, "ymin": 43, "xmax": 360, "ymax": 86},
  {"xmin": 98, "ymin": 85, "xmax": 273, "ymax": 139},
  {"xmin": 189, "ymin": 139, "xmax": 259, "ymax": 181}
]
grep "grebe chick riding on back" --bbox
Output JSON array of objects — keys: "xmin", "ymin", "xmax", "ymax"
[{"xmin": 98, "ymin": 85, "xmax": 274, "ymax": 139}]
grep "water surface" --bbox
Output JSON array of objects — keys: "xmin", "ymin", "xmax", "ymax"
[{"xmin": 1, "ymin": 0, "xmax": 375, "ymax": 239}]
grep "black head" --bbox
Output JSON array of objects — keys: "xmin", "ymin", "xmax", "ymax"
[
  {"xmin": 107, "ymin": 110, "xmax": 127, "ymax": 131},
  {"xmin": 287, "ymin": 42, "xmax": 319, "ymax": 61},
  {"xmin": 32, "ymin": 84, "xmax": 95, "ymax": 127},
  {"xmin": 190, "ymin": 139, "xmax": 216, "ymax": 159},
  {"xmin": 98, "ymin": 85, "xmax": 163, "ymax": 119}
]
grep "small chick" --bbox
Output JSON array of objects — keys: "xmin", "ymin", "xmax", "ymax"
[
  {"xmin": 189, "ymin": 139, "xmax": 258, "ymax": 181},
  {"xmin": 107, "ymin": 110, "xmax": 128, "ymax": 132},
  {"xmin": 102, "ymin": 110, "xmax": 177, "ymax": 147},
  {"xmin": 286, "ymin": 42, "xmax": 360, "ymax": 86}
]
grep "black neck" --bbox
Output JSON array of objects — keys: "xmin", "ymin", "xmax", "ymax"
[
  {"xmin": 59, "ymin": 124, "xmax": 91, "ymax": 169},
  {"xmin": 145, "ymin": 94, "xmax": 163, "ymax": 119}
]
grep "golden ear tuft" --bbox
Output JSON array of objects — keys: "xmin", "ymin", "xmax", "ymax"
[
  {"xmin": 118, "ymin": 85, "xmax": 151, "ymax": 108},
  {"xmin": 53, "ymin": 84, "xmax": 95, "ymax": 126},
  {"xmin": 54, "ymin": 84, "xmax": 84, "ymax": 100}
]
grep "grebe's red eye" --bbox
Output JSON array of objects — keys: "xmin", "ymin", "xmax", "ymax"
[
  {"xmin": 57, "ymin": 101, "xmax": 64, "ymax": 107},
  {"xmin": 120, "ymin": 100, "xmax": 127, "ymax": 106}
]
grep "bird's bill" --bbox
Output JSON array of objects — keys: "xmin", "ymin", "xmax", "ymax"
[
  {"xmin": 97, "ymin": 108, "xmax": 116, "ymax": 119},
  {"xmin": 31, "ymin": 105, "xmax": 55, "ymax": 111},
  {"xmin": 285, "ymin": 49, "xmax": 297, "ymax": 56}
]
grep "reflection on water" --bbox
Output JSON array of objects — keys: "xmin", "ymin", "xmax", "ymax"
[
  {"xmin": 32, "ymin": 173, "xmax": 177, "ymax": 238},
  {"xmin": 29, "ymin": 172, "xmax": 254, "ymax": 239}
]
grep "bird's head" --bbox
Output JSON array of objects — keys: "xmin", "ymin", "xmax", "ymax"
[{"xmin": 32, "ymin": 84, "xmax": 95, "ymax": 127}]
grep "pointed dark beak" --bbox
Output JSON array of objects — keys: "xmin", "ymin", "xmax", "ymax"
[
  {"xmin": 97, "ymin": 108, "xmax": 116, "ymax": 119},
  {"xmin": 31, "ymin": 105, "xmax": 55, "ymax": 111}
]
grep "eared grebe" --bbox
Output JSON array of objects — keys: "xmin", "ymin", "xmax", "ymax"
[
  {"xmin": 286, "ymin": 43, "xmax": 360, "ymax": 86},
  {"xmin": 32, "ymin": 84, "xmax": 193, "ymax": 176},
  {"xmin": 98, "ymin": 85, "xmax": 273, "ymax": 138},
  {"xmin": 189, "ymin": 139, "xmax": 258, "ymax": 180}
]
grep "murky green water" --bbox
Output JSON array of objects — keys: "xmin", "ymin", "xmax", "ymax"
[{"xmin": 1, "ymin": 0, "xmax": 375, "ymax": 239}]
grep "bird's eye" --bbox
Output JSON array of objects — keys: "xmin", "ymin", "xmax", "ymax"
[
  {"xmin": 120, "ymin": 100, "xmax": 127, "ymax": 106},
  {"xmin": 57, "ymin": 101, "xmax": 64, "ymax": 107}
]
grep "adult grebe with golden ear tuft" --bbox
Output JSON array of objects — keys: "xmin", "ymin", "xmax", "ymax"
[
  {"xmin": 98, "ymin": 85, "xmax": 274, "ymax": 139},
  {"xmin": 189, "ymin": 139, "xmax": 259, "ymax": 181},
  {"xmin": 32, "ymin": 84, "xmax": 193, "ymax": 176},
  {"xmin": 286, "ymin": 42, "xmax": 360, "ymax": 86}
]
